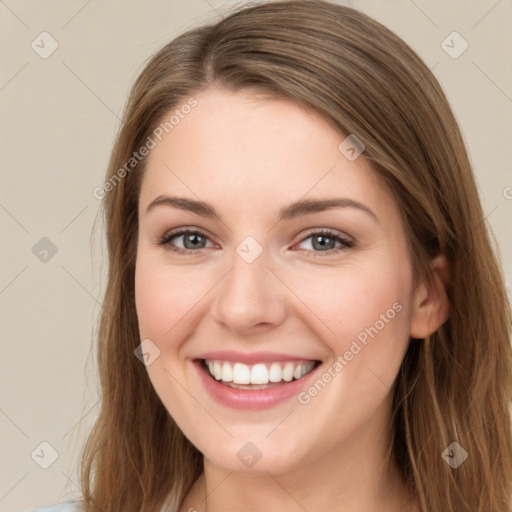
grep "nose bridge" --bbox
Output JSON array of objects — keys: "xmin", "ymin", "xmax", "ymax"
[{"xmin": 210, "ymin": 237, "xmax": 286, "ymax": 333}]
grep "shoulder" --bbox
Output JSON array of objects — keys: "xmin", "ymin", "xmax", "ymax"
[{"xmin": 25, "ymin": 500, "xmax": 82, "ymax": 512}]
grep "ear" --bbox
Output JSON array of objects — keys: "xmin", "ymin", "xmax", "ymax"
[{"xmin": 409, "ymin": 254, "xmax": 450, "ymax": 339}]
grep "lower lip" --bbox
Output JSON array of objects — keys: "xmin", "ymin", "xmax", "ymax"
[{"xmin": 194, "ymin": 360, "xmax": 320, "ymax": 410}]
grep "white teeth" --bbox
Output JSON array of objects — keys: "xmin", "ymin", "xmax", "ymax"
[
  {"xmin": 213, "ymin": 361, "xmax": 222, "ymax": 380},
  {"xmin": 221, "ymin": 361, "xmax": 233, "ymax": 382},
  {"xmin": 269, "ymin": 362, "xmax": 282, "ymax": 382},
  {"xmin": 251, "ymin": 363, "xmax": 269, "ymax": 384},
  {"xmin": 233, "ymin": 362, "xmax": 251, "ymax": 384},
  {"xmin": 282, "ymin": 362, "xmax": 294, "ymax": 382},
  {"xmin": 204, "ymin": 359, "xmax": 316, "ymax": 385}
]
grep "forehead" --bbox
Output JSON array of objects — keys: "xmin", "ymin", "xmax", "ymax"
[{"xmin": 139, "ymin": 87, "xmax": 393, "ymax": 221}]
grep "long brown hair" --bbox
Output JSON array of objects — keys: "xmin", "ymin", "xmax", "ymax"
[{"xmin": 80, "ymin": 1, "xmax": 512, "ymax": 510}]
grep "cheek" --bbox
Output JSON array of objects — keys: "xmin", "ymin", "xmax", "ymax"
[
  {"xmin": 134, "ymin": 252, "xmax": 210, "ymax": 341},
  {"xmin": 135, "ymin": 264, "xmax": 169, "ymax": 341},
  {"xmin": 282, "ymin": 256, "xmax": 413, "ymax": 407},
  {"xmin": 279, "ymin": 262, "xmax": 412, "ymax": 443},
  {"xmin": 340, "ymin": 269, "xmax": 410, "ymax": 353},
  {"xmin": 280, "ymin": 257, "xmax": 411, "ymax": 348},
  {"xmin": 335, "ymin": 263, "xmax": 412, "ymax": 375},
  {"xmin": 134, "ymin": 253, "xmax": 213, "ymax": 429}
]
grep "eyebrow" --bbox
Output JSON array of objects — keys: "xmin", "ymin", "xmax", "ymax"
[{"xmin": 145, "ymin": 195, "xmax": 378, "ymax": 223}]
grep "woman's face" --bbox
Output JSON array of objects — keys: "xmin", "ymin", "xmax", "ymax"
[{"xmin": 135, "ymin": 87, "xmax": 425, "ymax": 475}]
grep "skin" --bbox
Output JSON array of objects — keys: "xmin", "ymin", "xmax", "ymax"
[{"xmin": 134, "ymin": 87, "xmax": 449, "ymax": 512}]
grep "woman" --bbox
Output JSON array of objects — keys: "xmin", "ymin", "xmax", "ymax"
[{"xmin": 29, "ymin": 1, "xmax": 512, "ymax": 511}]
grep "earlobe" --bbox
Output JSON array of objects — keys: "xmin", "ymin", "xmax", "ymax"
[{"xmin": 409, "ymin": 254, "xmax": 451, "ymax": 340}]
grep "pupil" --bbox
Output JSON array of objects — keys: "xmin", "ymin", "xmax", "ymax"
[
  {"xmin": 185, "ymin": 234, "xmax": 203, "ymax": 249},
  {"xmin": 313, "ymin": 235, "xmax": 334, "ymax": 251}
]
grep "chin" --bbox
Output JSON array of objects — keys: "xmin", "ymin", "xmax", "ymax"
[{"xmin": 195, "ymin": 432, "xmax": 309, "ymax": 476}]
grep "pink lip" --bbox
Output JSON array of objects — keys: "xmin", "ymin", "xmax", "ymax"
[
  {"xmin": 193, "ymin": 359, "xmax": 321, "ymax": 410},
  {"xmin": 196, "ymin": 350, "xmax": 318, "ymax": 365}
]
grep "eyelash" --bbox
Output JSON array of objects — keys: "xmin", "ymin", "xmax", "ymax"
[{"xmin": 157, "ymin": 227, "xmax": 354, "ymax": 256}]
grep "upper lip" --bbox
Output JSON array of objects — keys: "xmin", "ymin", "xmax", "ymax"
[{"xmin": 195, "ymin": 350, "xmax": 321, "ymax": 365}]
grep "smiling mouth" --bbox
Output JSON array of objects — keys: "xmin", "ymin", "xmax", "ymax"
[{"xmin": 198, "ymin": 359, "xmax": 322, "ymax": 390}]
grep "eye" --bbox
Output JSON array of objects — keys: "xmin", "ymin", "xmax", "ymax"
[
  {"xmin": 157, "ymin": 227, "xmax": 354, "ymax": 256},
  {"xmin": 157, "ymin": 228, "xmax": 215, "ymax": 255},
  {"xmin": 294, "ymin": 229, "xmax": 354, "ymax": 256}
]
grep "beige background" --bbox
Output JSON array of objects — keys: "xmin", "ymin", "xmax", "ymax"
[{"xmin": 1, "ymin": 1, "xmax": 511, "ymax": 511}]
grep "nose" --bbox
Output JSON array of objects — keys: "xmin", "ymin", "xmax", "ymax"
[{"xmin": 209, "ymin": 248, "xmax": 287, "ymax": 337}]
